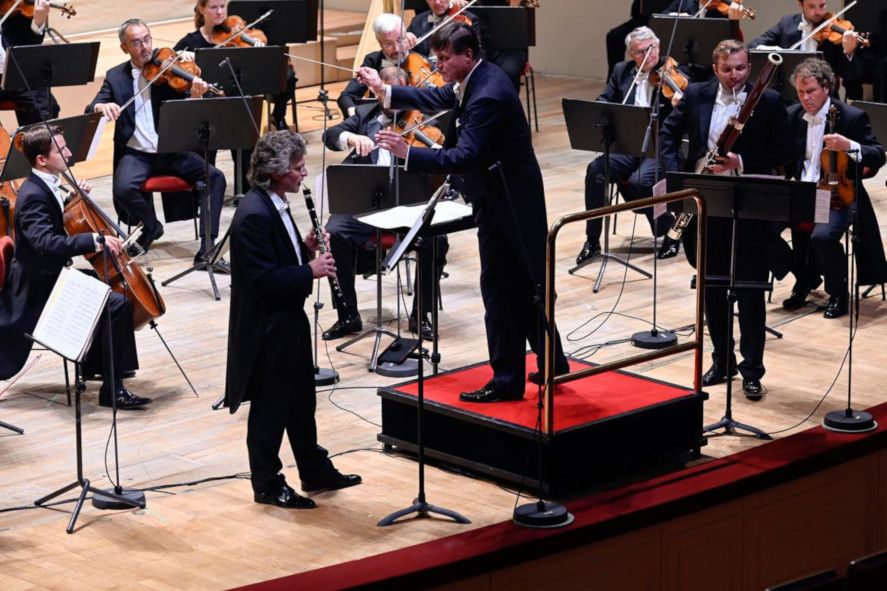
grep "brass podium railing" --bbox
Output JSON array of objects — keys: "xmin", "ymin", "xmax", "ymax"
[{"xmin": 542, "ymin": 189, "xmax": 708, "ymax": 435}]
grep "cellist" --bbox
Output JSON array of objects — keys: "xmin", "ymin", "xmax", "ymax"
[{"xmin": 0, "ymin": 126, "xmax": 151, "ymax": 410}]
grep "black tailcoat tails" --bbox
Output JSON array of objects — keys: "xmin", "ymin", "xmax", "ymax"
[{"xmin": 390, "ymin": 60, "xmax": 568, "ymax": 394}]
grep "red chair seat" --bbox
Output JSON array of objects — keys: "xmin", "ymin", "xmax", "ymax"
[
  {"xmin": 141, "ymin": 175, "xmax": 194, "ymax": 193},
  {"xmin": 0, "ymin": 235, "xmax": 14, "ymax": 291},
  {"xmin": 0, "ymin": 99, "xmax": 18, "ymax": 111},
  {"xmin": 372, "ymin": 232, "xmax": 397, "ymax": 249}
]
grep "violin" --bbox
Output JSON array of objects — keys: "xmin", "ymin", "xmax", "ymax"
[
  {"xmin": 709, "ymin": 0, "xmax": 754, "ymax": 20},
  {"xmin": 444, "ymin": 3, "xmax": 472, "ymax": 26},
  {"xmin": 393, "ymin": 110, "xmax": 444, "ymax": 148},
  {"xmin": 0, "ymin": 0, "xmax": 76, "ymax": 19},
  {"xmin": 142, "ymin": 48, "xmax": 224, "ymax": 96},
  {"xmin": 813, "ymin": 13, "xmax": 870, "ymax": 49},
  {"xmin": 59, "ymin": 174, "xmax": 166, "ymax": 329},
  {"xmin": 649, "ymin": 56, "xmax": 688, "ymax": 101},
  {"xmin": 819, "ymin": 105, "xmax": 855, "ymax": 210},
  {"xmin": 0, "ymin": 125, "xmax": 22, "ymax": 239},
  {"xmin": 402, "ymin": 52, "xmax": 445, "ymax": 89},
  {"xmin": 210, "ymin": 15, "xmax": 268, "ymax": 48}
]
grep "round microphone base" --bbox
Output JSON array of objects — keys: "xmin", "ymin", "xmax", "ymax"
[
  {"xmin": 513, "ymin": 501, "xmax": 574, "ymax": 529},
  {"xmin": 823, "ymin": 409, "xmax": 877, "ymax": 433},
  {"xmin": 631, "ymin": 329, "xmax": 677, "ymax": 350}
]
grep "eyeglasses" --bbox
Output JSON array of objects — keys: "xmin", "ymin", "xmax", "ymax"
[
  {"xmin": 629, "ymin": 43, "xmax": 658, "ymax": 56},
  {"xmin": 129, "ymin": 35, "xmax": 152, "ymax": 49}
]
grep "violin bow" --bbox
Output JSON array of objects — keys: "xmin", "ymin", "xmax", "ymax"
[
  {"xmin": 0, "ymin": 0, "xmax": 22, "ymax": 28},
  {"xmin": 211, "ymin": 9, "xmax": 273, "ymax": 48},
  {"xmin": 414, "ymin": 0, "xmax": 479, "ymax": 46},
  {"xmin": 116, "ymin": 49, "xmax": 193, "ymax": 114},
  {"xmin": 367, "ymin": 108, "xmax": 451, "ymax": 154},
  {"xmin": 790, "ymin": 0, "xmax": 857, "ymax": 50}
]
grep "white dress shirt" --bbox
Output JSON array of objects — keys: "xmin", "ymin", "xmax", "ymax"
[
  {"xmin": 801, "ymin": 97, "xmax": 862, "ymax": 182},
  {"xmin": 126, "ymin": 65, "xmax": 160, "ymax": 153},
  {"xmin": 338, "ymin": 112, "xmax": 393, "ymax": 166},
  {"xmin": 701, "ymin": 85, "xmax": 747, "ymax": 175},
  {"xmin": 269, "ymin": 190, "xmax": 303, "ymax": 264},
  {"xmin": 633, "ymin": 74, "xmax": 652, "ymax": 108},
  {"xmin": 797, "ymin": 19, "xmax": 819, "ymax": 52}
]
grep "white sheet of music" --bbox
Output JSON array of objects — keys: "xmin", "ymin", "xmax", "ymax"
[
  {"xmin": 31, "ymin": 268, "xmax": 111, "ymax": 362},
  {"xmin": 357, "ymin": 200, "xmax": 473, "ymax": 230}
]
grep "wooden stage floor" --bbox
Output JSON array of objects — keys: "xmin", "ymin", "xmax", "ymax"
[{"xmin": 2, "ymin": 41, "xmax": 887, "ymax": 590}]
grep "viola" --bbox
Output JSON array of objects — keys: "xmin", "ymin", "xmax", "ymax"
[
  {"xmin": 819, "ymin": 105, "xmax": 855, "ymax": 210},
  {"xmin": 402, "ymin": 52, "xmax": 445, "ymax": 89},
  {"xmin": 649, "ymin": 56, "xmax": 688, "ymax": 101},
  {"xmin": 0, "ymin": 0, "xmax": 76, "ymax": 19},
  {"xmin": 59, "ymin": 174, "xmax": 165, "ymax": 329},
  {"xmin": 210, "ymin": 15, "xmax": 268, "ymax": 48},
  {"xmin": 0, "ymin": 125, "xmax": 22, "ymax": 239},
  {"xmin": 142, "ymin": 48, "xmax": 224, "ymax": 96},
  {"xmin": 813, "ymin": 13, "xmax": 870, "ymax": 49},
  {"xmin": 709, "ymin": 0, "xmax": 754, "ymax": 20},
  {"xmin": 393, "ymin": 110, "xmax": 444, "ymax": 148}
]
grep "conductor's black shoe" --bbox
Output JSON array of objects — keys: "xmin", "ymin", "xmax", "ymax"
[
  {"xmin": 575, "ymin": 240, "xmax": 601, "ymax": 266},
  {"xmin": 527, "ymin": 365, "xmax": 570, "ymax": 385},
  {"xmin": 742, "ymin": 377, "xmax": 764, "ymax": 400},
  {"xmin": 702, "ymin": 364, "xmax": 738, "ymax": 387},
  {"xmin": 254, "ymin": 480, "xmax": 316, "ymax": 509},
  {"xmin": 98, "ymin": 387, "xmax": 152, "ymax": 410},
  {"xmin": 656, "ymin": 236, "xmax": 680, "ymax": 259},
  {"xmin": 823, "ymin": 294, "xmax": 848, "ymax": 319},
  {"xmin": 301, "ymin": 470, "xmax": 362, "ymax": 493},
  {"xmin": 322, "ymin": 316, "xmax": 362, "ymax": 340},
  {"xmin": 408, "ymin": 312, "xmax": 434, "ymax": 340},
  {"xmin": 459, "ymin": 381, "xmax": 523, "ymax": 403}
]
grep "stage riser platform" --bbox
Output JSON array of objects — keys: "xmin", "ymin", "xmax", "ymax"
[{"xmin": 378, "ymin": 390, "xmax": 708, "ymax": 494}]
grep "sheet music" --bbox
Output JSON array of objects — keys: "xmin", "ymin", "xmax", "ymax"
[
  {"xmin": 814, "ymin": 189, "xmax": 830, "ymax": 224},
  {"xmin": 357, "ymin": 200, "xmax": 473, "ymax": 230},
  {"xmin": 87, "ymin": 116, "xmax": 108, "ymax": 161},
  {"xmin": 31, "ymin": 268, "xmax": 111, "ymax": 362}
]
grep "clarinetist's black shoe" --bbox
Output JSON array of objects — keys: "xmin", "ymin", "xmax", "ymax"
[
  {"xmin": 656, "ymin": 236, "xmax": 680, "ymax": 259},
  {"xmin": 575, "ymin": 240, "xmax": 601, "ymax": 266},
  {"xmin": 322, "ymin": 316, "xmax": 362, "ymax": 340},
  {"xmin": 301, "ymin": 470, "xmax": 362, "ymax": 493},
  {"xmin": 701, "ymin": 364, "xmax": 738, "ymax": 387},
  {"xmin": 823, "ymin": 294, "xmax": 848, "ymax": 319},
  {"xmin": 742, "ymin": 377, "xmax": 764, "ymax": 401},
  {"xmin": 98, "ymin": 386, "xmax": 152, "ymax": 410},
  {"xmin": 254, "ymin": 477, "xmax": 316, "ymax": 509},
  {"xmin": 408, "ymin": 312, "xmax": 434, "ymax": 340}
]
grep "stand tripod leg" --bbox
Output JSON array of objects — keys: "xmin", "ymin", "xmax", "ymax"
[
  {"xmin": 378, "ymin": 500, "xmax": 470, "ymax": 526},
  {"xmin": 211, "ymin": 394, "xmax": 226, "ymax": 410},
  {"xmin": 149, "ymin": 321, "xmax": 198, "ymax": 396},
  {"xmin": 66, "ymin": 479, "xmax": 91, "ymax": 534},
  {"xmin": 704, "ymin": 416, "xmax": 772, "ymax": 440},
  {"xmin": 0, "ymin": 420, "xmax": 23, "ymax": 434}
]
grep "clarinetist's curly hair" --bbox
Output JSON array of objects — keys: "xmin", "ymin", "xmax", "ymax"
[{"xmin": 247, "ymin": 130, "xmax": 307, "ymax": 190}]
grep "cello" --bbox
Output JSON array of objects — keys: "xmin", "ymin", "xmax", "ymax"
[{"xmin": 0, "ymin": 125, "xmax": 24, "ymax": 238}]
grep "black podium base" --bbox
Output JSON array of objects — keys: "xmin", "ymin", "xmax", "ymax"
[{"xmin": 823, "ymin": 409, "xmax": 878, "ymax": 433}]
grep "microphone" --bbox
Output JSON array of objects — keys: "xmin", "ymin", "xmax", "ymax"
[{"xmin": 218, "ymin": 56, "xmax": 230, "ymax": 68}]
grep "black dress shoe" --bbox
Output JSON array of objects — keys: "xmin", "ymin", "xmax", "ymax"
[
  {"xmin": 301, "ymin": 470, "xmax": 362, "ymax": 493},
  {"xmin": 656, "ymin": 236, "xmax": 680, "ymax": 259},
  {"xmin": 575, "ymin": 241, "xmax": 601, "ymax": 266},
  {"xmin": 408, "ymin": 313, "xmax": 434, "ymax": 340},
  {"xmin": 85, "ymin": 370, "xmax": 137, "ymax": 381},
  {"xmin": 742, "ymin": 377, "xmax": 764, "ymax": 400},
  {"xmin": 527, "ymin": 365, "xmax": 570, "ymax": 385},
  {"xmin": 98, "ymin": 387, "xmax": 152, "ymax": 410},
  {"xmin": 823, "ymin": 294, "xmax": 848, "ymax": 319},
  {"xmin": 781, "ymin": 277, "xmax": 822, "ymax": 311},
  {"xmin": 702, "ymin": 364, "xmax": 738, "ymax": 387},
  {"xmin": 137, "ymin": 223, "xmax": 164, "ymax": 251},
  {"xmin": 459, "ymin": 381, "xmax": 523, "ymax": 403},
  {"xmin": 254, "ymin": 480, "xmax": 316, "ymax": 509},
  {"xmin": 193, "ymin": 255, "xmax": 232, "ymax": 274},
  {"xmin": 322, "ymin": 316, "xmax": 362, "ymax": 340}
]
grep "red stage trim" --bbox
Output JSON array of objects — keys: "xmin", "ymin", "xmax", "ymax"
[
  {"xmin": 395, "ymin": 355, "xmax": 692, "ymax": 432},
  {"xmin": 231, "ymin": 401, "xmax": 887, "ymax": 591}
]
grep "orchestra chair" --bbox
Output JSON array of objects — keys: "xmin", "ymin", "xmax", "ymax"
[
  {"xmin": 0, "ymin": 235, "xmax": 73, "ymax": 408},
  {"xmin": 764, "ymin": 569, "xmax": 843, "ymax": 591},
  {"xmin": 119, "ymin": 175, "xmax": 202, "ymax": 239},
  {"xmin": 521, "ymin": 62, "xmax": 538, "ymax": 132},
  {"xmin": 847, "ymin": 549, "xmax": 887, "ymax": 590}
]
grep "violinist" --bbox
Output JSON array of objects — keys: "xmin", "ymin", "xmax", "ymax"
[
  {"xmin": 781, "ymin": 58, "xmax": 885, "ymax": 318},
  {"xmin": 320, "ymin": 66, "xmax": 448, "ymax": 341},
  {"xmin": 576, "ymin": 27, "xmax": 681, "ymax": 268},
  {"xmin": 337, "ymin": 13, "xmax": 417, "ymax": 118},
  {"xmin": 0, "ymin": 126, "xmax": 150, "ymax": 410},
  {"xmin": 749, "ymin": 1, "xmax": 865, "ymax": 99},
  {"xmin": 0, "ymin": 0, "xmax": 59, "ymax": 124},
  {"xmin": 606, "ymin": 0, "xmax": 673, "ymax": 78},
  {"xmin": 663, "ymin": 0, "xmax": 744, "ymax": 20},
  {"xmin": 175, "ymin": 0, "xmax": 297, "ymax": 133},
  {"xmin": 87, "ymin": 19, "xmax": 227, "ymax": 264}
]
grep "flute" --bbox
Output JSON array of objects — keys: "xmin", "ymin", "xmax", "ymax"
[{"xmin": 300, "ymin": 184, "xmax": 346, "ymax": 309}]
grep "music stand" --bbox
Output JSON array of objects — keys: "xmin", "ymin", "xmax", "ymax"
[
  {"xmin": 377, "ymin": 180, "xmax": 469, "ymax": 527},
  {"xmin": 471, "ymin": 7, "xmax": 530, "ymax": 52},
  {"xmin": 750, "ymin": 50, "xmax": 822, "ymax": 104},
  {"xmin": 668, "ymin": 172, "xmax": 816, "ymax": 439},
  {"xmin": 649, "ymin": 16, "xmax": 733, "ymax": 69},
  {"xmin": 326, "ymin": 164, "xmax": 438, "ymax": 373},
  {"xmin": 227, "ymin": 0, "xmax": 319, "ymax": 44},
  {"xmin": 562, "ymin": 98, "xmax": 653, "ymax": 291},
  {"xmin": 159, "ymin": 97, "xmax": 263, "ymax": 300},
  {"xmin": 0, "ymin": 112, "xmax": 103, "ymax": 181}
]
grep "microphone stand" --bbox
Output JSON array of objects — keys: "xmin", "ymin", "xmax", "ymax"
[{"xmin": 823, "ymin": 149, "xmax": 877, "ymax": 433}]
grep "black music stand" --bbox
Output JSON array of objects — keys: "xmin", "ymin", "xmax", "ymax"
[
  {"xmin": 159, "ymin": 97, "xmax": 263, "ymax": 300},
  {"xmin": 0, "ymin": 112, "xmax": 103, "ymax": 181},
  {"xmin": 228, "ymin": 0, "xmax": 319, "ymax": 44},
  {"xmin": 750, "ymin": 50, "xmax": 822, "ymax": 104},
  {"xmin": 562, "ymin": 98, "xmax": 653, "ymax": 291},
  {"xmin": 378, "ymin": 180, "xmax": 470, "ymax": 528},
  {"xmin": 668, "ymin": 172, "xmax": 816, "ymax": 439},
  {"xmin": 326, "ymin": 164, "xmax": 438, "ymax": 373},
  {"xmin": 471, "ymin": 7, "xmax": 530, "ymax": 52},
  {"xmin": 3, "ymin": 43, "xmax": 100, "ymax": 117},
  {"xmin": 649, "ymin": 16, "xmax": 733, "ymax": 78}
]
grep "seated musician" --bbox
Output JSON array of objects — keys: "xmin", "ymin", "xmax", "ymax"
[
  {"xmin": 576, "ymin": 26, "xmax": 680, "ymax": 267},
  {"xmin": 749, "ymin": 1, "xmax": 864, "ymax": 100},
  {"xmin": 781, "ymin": 58, "xmax": 885, "ymax": 318},
  {"xmin": 321, "ymin": 66, "xmax": 448, "ymax": 341},
  {"xmin": 606, "ymin": 0, "xmax": 673, "ymax": 78},
  {"xmin": 663, "ymin": 0, "xmax": 743, "ymax": 19},
  {"xmin": 0, "ymin": 126, "xmax": 150, "ymax": 410},
  {"xmin": 0, "ymin": 0, "xmax": 60, "ymax": 124},
  {"xmin": 337, "ymin": 13, "xmax": 416, "ymax": 119},
  {"xmin": 659, "ymin": 39, "xmax": 791, "ymax": 399},
  {"xmin": 86, "ymin": 19, "xmax": 227, "ymax": 262},
  {"xmin": 407, "ymin": 0, "xmax": 527, "ymax": 91}
]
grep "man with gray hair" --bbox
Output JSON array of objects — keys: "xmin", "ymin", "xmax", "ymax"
[
  {"xmin": 575, "ymin": 26, "xmax": 681, "ymax": 268},
  {"xmin": 336, "ymin": 13, "xmax": 417, "ymax": 117},
  {"xmin": 225, "ymin": 130, "xmax": 362, "ymax": 508}
]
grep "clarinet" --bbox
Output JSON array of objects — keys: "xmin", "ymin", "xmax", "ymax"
[{"xmin": 301, "ymin": 184, "xmax": 346, "ymax": 310}]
